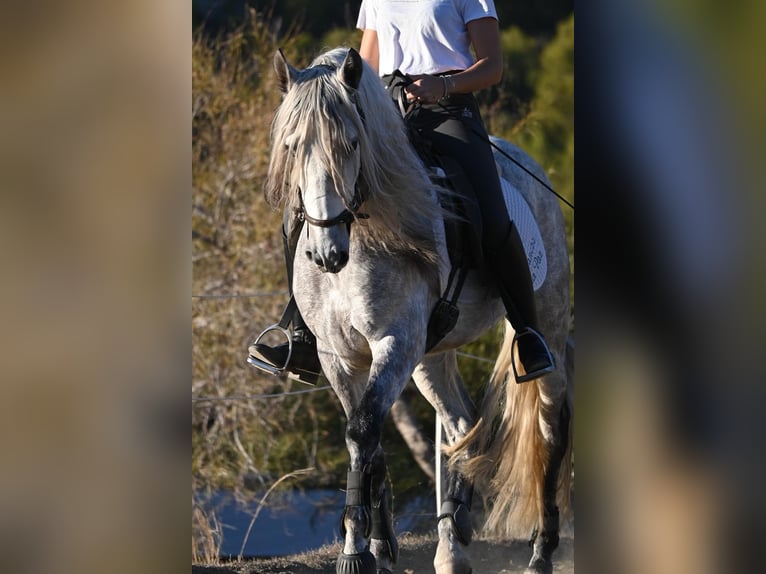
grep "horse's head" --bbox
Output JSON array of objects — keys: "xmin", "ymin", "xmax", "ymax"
[{"xmin": 269, "ymin": 48, "xmax": 367, "ymax": 274}]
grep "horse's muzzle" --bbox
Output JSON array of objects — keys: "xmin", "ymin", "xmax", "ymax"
[{"xmin": 306, "ymin": 247, "xmax": 349, "ymax": 273}]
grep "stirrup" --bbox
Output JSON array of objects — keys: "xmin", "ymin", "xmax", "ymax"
[
  {"xmin": 511, "ymin": 327, "xmax": 555, "ymax": 384},
  {"xmin": 246, "ymin": 324, "xmax": 293, "ymax": 376}
]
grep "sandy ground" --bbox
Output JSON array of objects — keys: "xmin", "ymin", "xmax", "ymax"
[{"xmin": 192, "ymin": 533, "xmax": 574, "ymax": 573}]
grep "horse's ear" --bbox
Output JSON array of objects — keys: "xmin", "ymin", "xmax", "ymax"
[
  {"xmin": 339, "ymin": 48, "xmax": 363, "ymax": 90},
  {"xmin": 274, "ymin": 48, "xmax": 296, "ymax": 94}
]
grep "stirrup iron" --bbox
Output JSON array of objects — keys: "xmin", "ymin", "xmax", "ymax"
[
  {"xmin": 511, "ymin": 327, "xmax": 555, "ymax": 384},
  {"xmin": 246, "ymin": 324, "xmax": 293, "ymax": 376}
]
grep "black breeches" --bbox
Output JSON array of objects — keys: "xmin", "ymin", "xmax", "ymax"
[{"xmin": 405, "ymin": 94, "xmax": 510, "ymax": 251}]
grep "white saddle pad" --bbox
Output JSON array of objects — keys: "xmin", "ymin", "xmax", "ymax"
[{"xmin": 500, "ymin": 177, "xmax": 547, "ymax": 291}]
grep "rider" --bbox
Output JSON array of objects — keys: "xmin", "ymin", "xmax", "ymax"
[{"xmin": 249, "ymin": 0, "xmax": 554, "ymax": 384}]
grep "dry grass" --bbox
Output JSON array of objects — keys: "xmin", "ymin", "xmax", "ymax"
[{"xmin": 192, "ymin": 12, "xmax": 351, "ymax": 560}]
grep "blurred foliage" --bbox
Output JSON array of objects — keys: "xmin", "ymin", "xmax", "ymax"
[
  {"xmin": 193, "ymin": 0, "xmax": 573, "ymax": 38},
  {"xmin": 319, "ymin": 27, "xmax": 364, "ymax": 54},
  {"xmin": 480, "ymin": 25, "xmax": 541, "ymax": 135},
  {"xmin": 512, "ymin": 14, "xmax": 574, "ymax": 318},
  {"xmin": 192, "ymin": 7, "xmax": 573, "ymax": 560}
]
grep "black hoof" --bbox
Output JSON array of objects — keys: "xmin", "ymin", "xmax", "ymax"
[{"xmin": 336, "ymin": 550, "xmax": 377, "ymax": 574}]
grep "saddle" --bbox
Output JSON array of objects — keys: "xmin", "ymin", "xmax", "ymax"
[
  {"xmin": 422, "ymin": 153, "xmax": 486, "ymax": 351},
  {"xmin": 428, "ymin": 155, "xmax": 484, "ymax": 270}
]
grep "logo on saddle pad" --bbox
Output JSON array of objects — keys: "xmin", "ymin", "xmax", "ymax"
[{"xmin": 500, "ymin": 177, "xmax": 547, "ymax": 291}]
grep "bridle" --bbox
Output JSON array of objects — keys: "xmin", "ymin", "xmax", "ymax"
[
  {"xmin": 294, "ymin": 91, "xmax": 369, "ymax": 230},
  {"xmin": 295, "ymin": 182, "xmax": 369, "ymax": 229}
]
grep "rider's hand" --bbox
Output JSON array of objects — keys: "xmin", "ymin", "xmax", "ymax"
[{"xmin": 404, "ymin": 74, "xmax": 444, "ymax": 104}]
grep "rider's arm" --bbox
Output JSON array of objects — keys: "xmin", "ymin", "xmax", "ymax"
[
  {"xmin": 403, "ymin": 17, "xmax": 502, "ymax": 103},
  {"xmin": 448, "ymin": 17, "xmax": 503, "ymax": 94},
  {"xmin": 359, "ymin": 29, "xmax": 379, "ymax": 75}
]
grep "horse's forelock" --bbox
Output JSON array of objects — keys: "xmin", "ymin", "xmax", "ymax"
[{"xmin": 268, "ymin": 61, "xmax": 364, "ymax": 209}]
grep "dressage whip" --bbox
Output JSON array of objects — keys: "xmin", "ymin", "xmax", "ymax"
[
  {"xmin": 435, "ymin": 100, "xmax": 575, "ymax": 211},
  {"xmin": 386, "ymin": 71, "xmax": 574, "ymax": 210}
]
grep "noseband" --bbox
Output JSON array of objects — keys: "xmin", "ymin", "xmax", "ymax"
[{"xmin": 296, "ymin": 182, "xmax": 369, "ymax": 229}]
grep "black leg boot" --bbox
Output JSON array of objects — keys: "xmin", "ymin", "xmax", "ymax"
[
  {"xmin": 248, "ymin": 224, "xmax": 322, "ymax": 385},
  {"xmin": 490, "ymin": 222, "xmax": 555, "ymax": 383}
]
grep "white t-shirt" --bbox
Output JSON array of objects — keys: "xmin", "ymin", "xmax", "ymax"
[{"xmin": 356, "ymin": 0, "xmax": 498, "ymax": 76}]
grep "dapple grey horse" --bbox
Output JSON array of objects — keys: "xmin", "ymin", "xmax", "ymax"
[{"xmin": 263, "ymin": 47, "xmax": 572, "ymax": 574}]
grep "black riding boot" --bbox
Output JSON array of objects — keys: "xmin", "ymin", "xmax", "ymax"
[
  {"xmin": 490, "ymin": 222, "xmax": 555, "ymax": 383},
  {"xmin": 248, "ymin": 225, "xmax": 322, "ymax": 385}
]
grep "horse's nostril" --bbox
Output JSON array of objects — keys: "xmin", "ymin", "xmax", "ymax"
[
  {"xmin": 314, "ymin": 254, "xmax": 325, "ymax": 267},
  {"xmin": 305, "ymin": 250, "xmax": 313, "ymax": 261},
  {"xmin": 338, "ymin": 251, "xmax": 349, "ymax": 266}
]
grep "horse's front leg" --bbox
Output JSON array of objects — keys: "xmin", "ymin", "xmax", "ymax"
[
  {"xmin": 338, "ymin": 334, "xmax": 420, "ymax": 574},
  {"xmin": 368, "ymin": 447, "xmax": 398, "ymax": 574}
]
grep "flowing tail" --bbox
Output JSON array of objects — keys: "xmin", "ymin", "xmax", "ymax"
[{"xmin": 448, "ymin": 322, "xmax": 573, "ymax": 538}]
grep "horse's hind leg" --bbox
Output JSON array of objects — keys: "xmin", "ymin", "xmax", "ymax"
[
  {"xmin": 526, "ymin": 378, "xmax": 571, "ymax": 574},
  {"xmin": 412, "ymin": 352, "xmax": 477, "ymax": 574}
]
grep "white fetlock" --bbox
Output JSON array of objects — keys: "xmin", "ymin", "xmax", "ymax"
[{"xmin": 433, "ymin": 517, "xmax": 472, "ymax": 574}]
